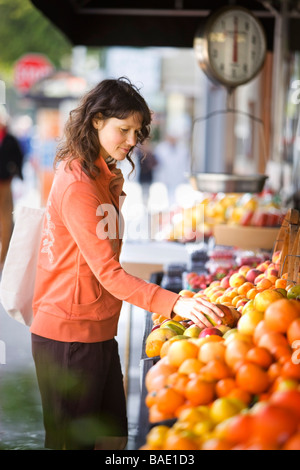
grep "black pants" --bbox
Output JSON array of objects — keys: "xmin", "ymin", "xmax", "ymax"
[{"xmin": 31, "ymin": 334, "xmax": 128, "ymax": 450}]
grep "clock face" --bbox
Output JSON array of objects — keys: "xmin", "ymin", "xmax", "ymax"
[{"xmin": 194, "ymin": 7, "xmax": 267, "ymax": 87}]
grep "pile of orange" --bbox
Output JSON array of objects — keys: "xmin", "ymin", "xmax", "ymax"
[{"xmin": 141, "ymin": 295, "xmax": 300, "ymax": 450}]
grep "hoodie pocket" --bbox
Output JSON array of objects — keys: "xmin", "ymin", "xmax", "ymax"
[{"xmin": 70, "ymin": 275, "xmax": 103, "ymax": 319}]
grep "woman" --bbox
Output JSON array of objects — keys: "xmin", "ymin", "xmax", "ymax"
[{"xmin": 31, "ymin": 77, "xmax": 224, "ymax": 450}]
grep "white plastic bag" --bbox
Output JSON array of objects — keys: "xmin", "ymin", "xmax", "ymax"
[{"xmin": 0, "ymin": 206, "xmax": 45, "ymax": 326}]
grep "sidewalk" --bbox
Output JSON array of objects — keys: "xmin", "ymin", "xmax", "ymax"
[{"xmin": 0, "ymin": 301, "xmax": 145, "ymax": 450}]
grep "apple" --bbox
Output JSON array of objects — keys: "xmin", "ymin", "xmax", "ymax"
[
  {"xmin": 199, "ymin": 327, "xmax": 223, "ymax": 338},
  {"xmin": 151, "ymin": 324, "xmax": 161, "ymax": 331},
  {"xmin": 162, "ymin": 320, "xmax": 187, "ymax": 335},
  {"xmin": 246, "ymin": 268, "xmax": 263, "ymax": 283},
  {"xmin": 287, "ymin": 285, "xmax": 300, "ymax": 300},
  {"xmin": 184, "ymin": 324, "xmax": 203, "ymax": 338}
]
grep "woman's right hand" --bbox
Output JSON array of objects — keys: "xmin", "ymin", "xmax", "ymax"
[{"xmin": 172, "ymin": 296, "xmax": 224, "ymax": 329}]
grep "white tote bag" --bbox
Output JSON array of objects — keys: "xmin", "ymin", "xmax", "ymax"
[{"xmin": 0, "ymin": 206, "xmax": 45, "ymax": 326}]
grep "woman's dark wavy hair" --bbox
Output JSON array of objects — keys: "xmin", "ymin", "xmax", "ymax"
[{"xmin": 55, "ymin": 77, "xmax": 152, "ymax": 178}]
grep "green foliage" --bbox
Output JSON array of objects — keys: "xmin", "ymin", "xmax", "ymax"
[{"xmin": 0, "ymin": 0, "xmax": 72, "ymax": 75}]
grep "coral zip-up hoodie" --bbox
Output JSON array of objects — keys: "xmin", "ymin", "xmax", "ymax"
[{"xmin": 31, "ymin": 155, "xmax": 180, "ymax": 343}]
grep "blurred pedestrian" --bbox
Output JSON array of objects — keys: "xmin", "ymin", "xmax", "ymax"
[
  {"xmin": 136, "ymin": 140, "xmax": 157, "ymax": 202},
  {"xmin": 153, "ymin": 133, "xmax": 189, "ymax": 204},
  {"xmin": 0, "ymin": 106, "xmax": 24, "ymax": 269},
  {"xmin": 30, "ymin": 77, "xmax": 224, "ymax": 450}
]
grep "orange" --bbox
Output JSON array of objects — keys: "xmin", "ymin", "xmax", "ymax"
[
  {"xmin": 281, "ymin": 359, "xmax": 300, "ymax": 380},
  {"xmin": 224, "ymin": 412, "xmax": 254, "ymax": 444},
  {"xmin": 184, "ymin": 376, "xmax": 215, "ymax": 406},
  {"xmin": 167, "ymin": 339, "xmax": 199, "ymax": 368},
  {"xmin": 215, "ymin": 377, "xmax": 236, "ymax": 397},
  {"xmin": 201, "ymin": 359, "xmax": 233, "ymax": 380},
  {"xmin": 167, "ymin": 372, "xmax": 190, "ymax": 395},
  {"xmin": 163, "ymin": 431, "xmax": 199, "ymax": 450},
  {"xmin": 145, "ymin": 390, "xmax": 158, "ymax": 408},
  {"xmin": 246, "ymin": 346, "xmax": 273, "ymax": 369},
  {"xmin": 252, "ymin": 404, "xmax": 298, "ymax": 447},
  {"xmin": 201, "ymin": 438, "xmax": 233, "ymax": 450},
  {"xmin": 227, "ymin": 387, "xmax": 252, "ymax": 406},
  {"xmin": 264, "ymin": 298, "xmax": 300, "ymax": 333},
  {"xmin": 254, "ymin": 289, "xmax": 284, "ymax": 312},
  {"xmin": 287, "ymin": 318, "xmax": 300, "ymax": 346},
  {"xmin": 145, "ymin": 359, "xmax": 177, "ymax": 392},
  {"xmin": 156, "ymin": 385, "xmax": 185, "ymax": 414},
  {"xmin": 146, "ymin": 425, "xmax": 170, "ymax": 449},
  {"xmin": 198, "ymin": 341, "xmax": 226, "ymax": 364},
  {"xmin": 178, "ymin": 357, "xmax": 204, "ymax": 375},
  {"xmin": 224, "ymin": 338, "xmax": 252, "ymax": 371},
  {"xmin": 236, "ymin": 362, "xmax": 270, "ymax": 394},
  {"xmin": 257, "ymin": 331, "xmax": 289, "ymax": 356},
  {"xmin": 148, "ymin": 403, "xmax": 174, "ymax": 423},
  {"xmin": 270, "ymin": 390, "xmax": 300, "ymax": 420},
  {"xmin": 253, "ymin": 320, "xmax": 272, "ymax": 345},
  {"xmin": 282, "ymin": 432, "xmax": 300, "ymax": 450},
  {"xmin": 268, "ymin": 362, "xmax": 283, "ymax": 382}
]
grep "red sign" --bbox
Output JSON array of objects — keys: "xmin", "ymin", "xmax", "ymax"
[{"xmin": 14, "ymin": 53, "xmax": 54, "ymax": 93}]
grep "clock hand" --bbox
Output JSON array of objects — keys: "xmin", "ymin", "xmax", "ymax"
[{"xmin": 233, "ymin": 16, "xmax": 238, "ymax": 63}]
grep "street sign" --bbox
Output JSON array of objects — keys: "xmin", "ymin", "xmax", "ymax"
[{"xmin": 14, "ymin": 53, "xmax": 54, "ymax": 94}]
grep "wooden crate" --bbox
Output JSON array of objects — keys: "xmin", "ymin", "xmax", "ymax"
[{"xmin": 273, "ymin": 209, "xmax": 300, "ymax": 284}]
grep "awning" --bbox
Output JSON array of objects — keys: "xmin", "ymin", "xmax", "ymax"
[{"xmin": 30, "ymin": 0, "xmax": 288, "ymax": 50}]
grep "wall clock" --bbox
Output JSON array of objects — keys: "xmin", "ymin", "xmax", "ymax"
[{"xmin": 194, "ymin": 6, "xmax": 267, "ymax": 89}]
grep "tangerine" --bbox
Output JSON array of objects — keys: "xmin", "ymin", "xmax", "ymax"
[
  {"xmin": 201, "ymin": 438, "xmax": 233, "ymax": 450},
  {"xmin": 215, "ymin": 377, "xmax": 236, "ymax": 397},
  {"xmin": 281, "ymin": 359, "xmax": 300, "ymax": 380},
  {"xmin": 224, "ymin": 338, "xmax": 252, "ymax": 371},
  {"xmin": 167, "ymin": 339, "xmax": 199, "ymax": 368},
  {"xmin": 287, "ymin": 318, "xmax": 300, "ymax": 346},
  {"xmin": 201, "ymin": 359, "xmax": 233, "ymax": 380},
  {"xmin": 184, "ymin": 376, "xmax": 215, "ymax": 406},
  {"xmin": 282, "ymin": 432, "xmax": 300, "ymax": 450},
  {"xmin": 145, "ymin": 390, "xmax": 158, "ymax": 408},
  {"xmin": 163, "ymin": 430, "xmax": 198, "ymax": 450},
  {"xmin": 178, "ymin": 358, "xmax": 204, "ymax": 375},
  {"xmin": 246, "ymin": 346, "xmax": 273, "ymax": 369},
  {"xmin": 270, "ymin": 389, "xmax": 300, "ymax": 420},
  {"xmin": 148, "ymin": 404, "xmax": 174, "ymax": 423},
  {"xmin": 146, "ymin": 425, "xmax": 169, "ymax": 449},
  {"xmin": 253, "ymin": 320, "xmax": 272, "ymax": 345},
  {"xmin": 198, "ymin": 341, "xmax": 226, "ymax": 364},
  {"xmin": 257, "ymin": 331, "xmax": 289, "ymax": 356},
  {"xmin": 224, "ymin": 413, "xmax": 254, "ymax": 444},
  {"xmin": 252, "ymin": 404, "xmax": 298, "ymax": 447},
  {"xmin": 227, "ymin": 387, "xmax": 252, "ymax": 406},
  {"xmin": 167, "ymin": 372, "xmax": 190, "ymax": 395},
  {"xmin": 145, "ymin": 359, "xmax": 177, "ymax": 392},
  {"xmin": 264, "ymin": 298, "xmax": 300, "ymax": 333},
  {"xmin": 236, "ymin": 362, "xmax": 270, "ymax": 394},
  {"xmin": 156, "ymin": 386, "xmax": 185, "ymax": 414}
]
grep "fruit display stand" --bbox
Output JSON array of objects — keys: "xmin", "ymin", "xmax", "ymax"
[
  {"xmin": 213, "ymin": 224, "xmax": 279, "ymax": 250},
  {"xmin": 135, "ymin": 215, "xmax": 300, "ymax": 450}
]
